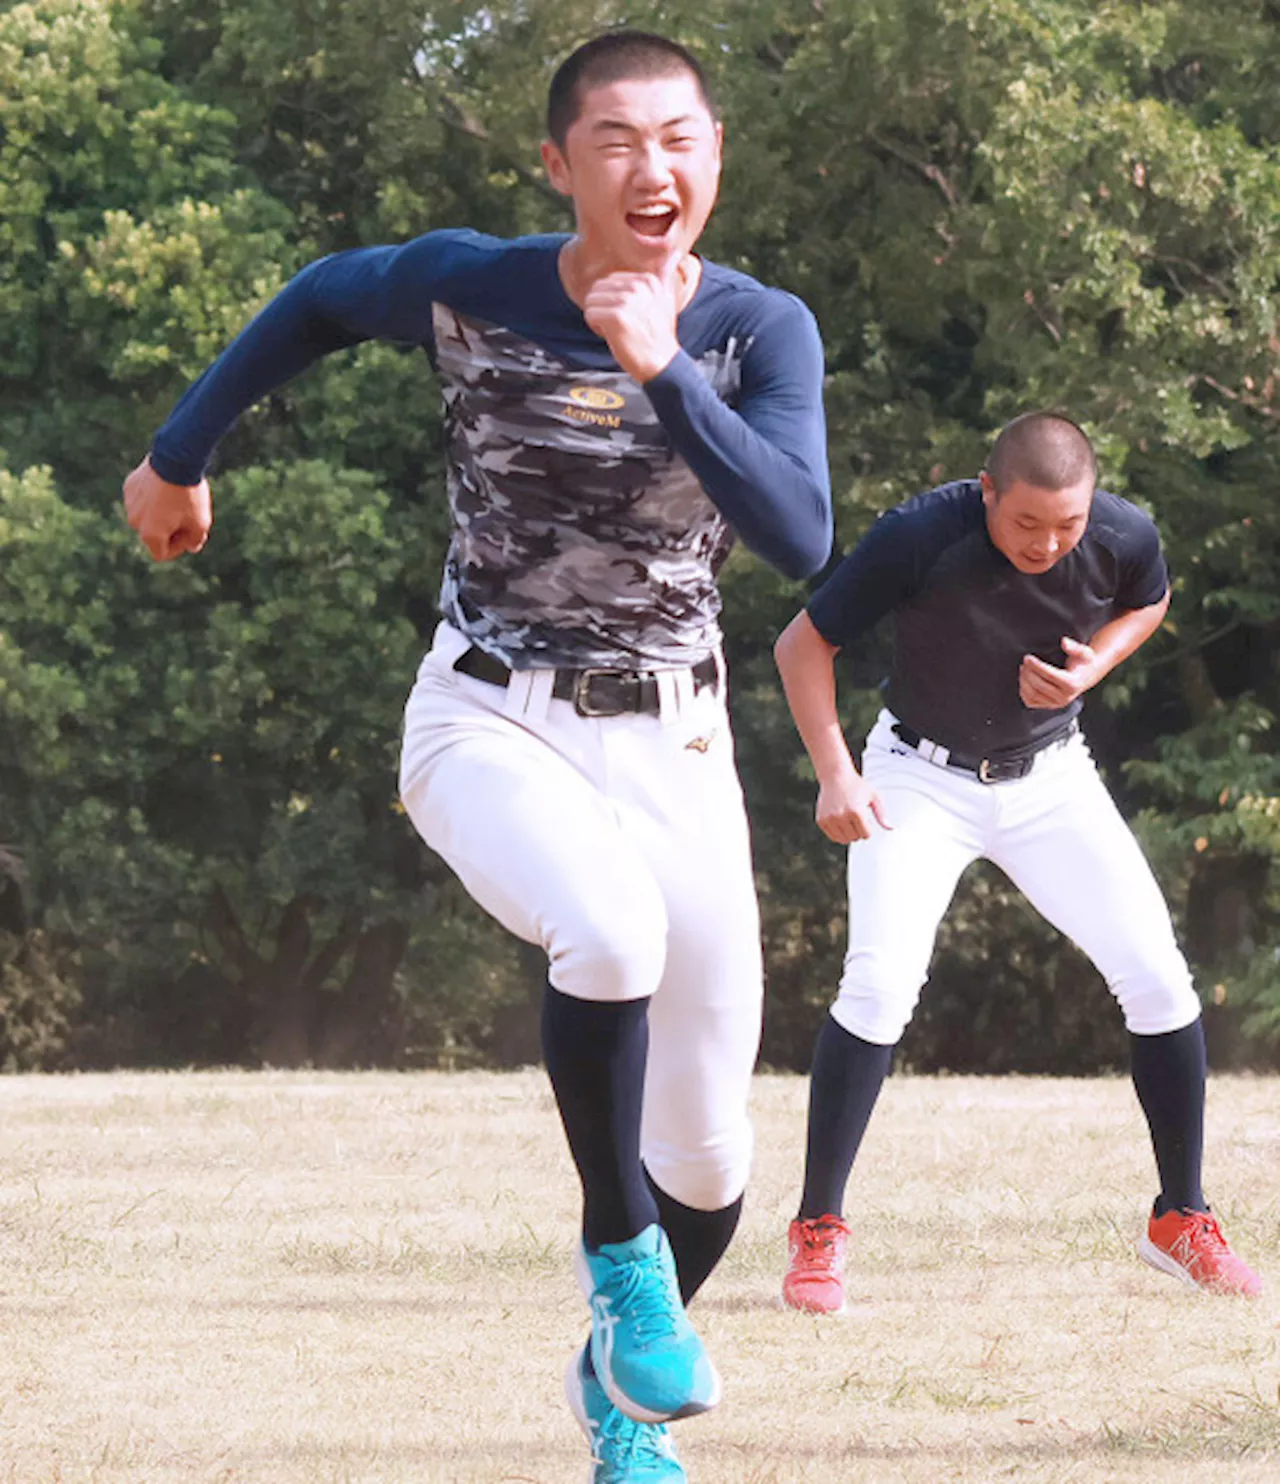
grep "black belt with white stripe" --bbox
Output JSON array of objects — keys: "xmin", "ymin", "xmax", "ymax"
[
  {"xmin": 453, "ymin": 646, "xmax": 718, "ymax": 718},
  {"xmin": 891, "ymin": 722, "xmax": 1074, "ymax": 783}
]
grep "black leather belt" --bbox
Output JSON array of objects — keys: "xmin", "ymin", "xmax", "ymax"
[
  {"xmin": 891, "ymin": 722, "xmax": 1073, "ymax": 784},
  {"xmin": 453, "ymin": 646, "xmax": 718, "ymax": 718}
]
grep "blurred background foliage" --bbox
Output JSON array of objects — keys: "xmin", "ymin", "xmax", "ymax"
[{"xmin": 0, "ymin": 0, "xmax": 1277, "ymax": 1072}]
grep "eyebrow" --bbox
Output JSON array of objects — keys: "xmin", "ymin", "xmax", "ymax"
[{"xmin": 590, "ymin": 114, "xmax": 701, "ymax": 134}]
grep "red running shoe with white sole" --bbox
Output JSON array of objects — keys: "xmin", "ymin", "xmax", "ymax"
[
  {"xmin": 1138, "ymin": 1208, "xmax": 1261, "ymax": 1298},
  {"xmin": 782, "ymin": 1215, "xmax": 852, "ymax": 1315}
]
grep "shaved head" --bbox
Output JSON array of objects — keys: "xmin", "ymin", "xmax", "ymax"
[
  {"xmin": 985, "ymin": 412, "xmax": 1097, "ymax": 495},
  {"xmin": 546, "ymin": 29, "xmax": 716, "ymax": 147}
]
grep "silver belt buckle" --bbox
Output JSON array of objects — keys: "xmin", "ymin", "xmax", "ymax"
[
  {"xmin": 978, "ymin": 758, "xmax": 994, "ymax": 783},
  {"xmin": 573, "ymin": 668, "xmax": 618, "ymax": 717}
]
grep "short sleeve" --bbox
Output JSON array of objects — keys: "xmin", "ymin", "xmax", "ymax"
[
  {"xmin": 1115, "ymin": 510, "xmax": 1170, "ymax": 610},
  {"xmin": 806, "ymin": 507, "xmax": 922, "ymax": 648}
]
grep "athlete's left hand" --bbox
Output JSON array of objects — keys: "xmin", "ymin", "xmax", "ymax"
[
  {"xmin": 582, "ymin": 270, "xmax": 681, "ymax": 383},
  {"xmin": 1019, "ymin": 636, "xmax": 1102, "ymax": 709}
]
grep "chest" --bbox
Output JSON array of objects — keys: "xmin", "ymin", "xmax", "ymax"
[
  {"xmin": 431, "ymin": 307, "xmax": 742, "ymax": 533},
  {"xmin": 907, "ymin": 534, "xmax": 1123, "ymax": 656}
]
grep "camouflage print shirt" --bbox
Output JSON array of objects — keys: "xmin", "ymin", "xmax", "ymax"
[{"xmin": 151, "ymin": 230, "xmax": 832, "ymax": 670}]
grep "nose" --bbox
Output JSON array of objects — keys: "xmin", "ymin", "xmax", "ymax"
[{"xmin": 632, "ymin": 140, "xmax": 674, "ymax": 189}]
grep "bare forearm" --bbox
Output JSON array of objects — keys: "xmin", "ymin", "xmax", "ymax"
[
  {"xmin": 1089, "ymin": 589, "xmax": 1170, "ymax": 679},
  {"xmin": 774, "ymin": 613, "xmax": 858, "ymax": 784}
]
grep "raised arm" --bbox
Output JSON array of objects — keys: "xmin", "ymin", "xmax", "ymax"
[
  {"xmin": 774, "ymin": 611, "xmax": 890, "ymax": 843},
  {"xmin": 580, "ymin": 270, "xmax": 831, "ymax": 580},
  {"xmin": 644, "ymin": 295, "xmax": 831, "ymax": 579}
]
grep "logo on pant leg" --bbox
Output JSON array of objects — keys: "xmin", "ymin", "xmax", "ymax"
[{"xmin": 685, "ymin": 729, "xmax": 717, "ymax": 753}]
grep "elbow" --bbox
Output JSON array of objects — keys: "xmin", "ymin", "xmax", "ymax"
[
  {"xmin": 775, "ymin": 609, "xmax": 835, "ymax": 678},
  {"xmin": 775, "ymin": 510, "xmax": 833, "ymax": 581},
  {"xmin": 773, "ymin": 615, "xmax": 802, "ymax": 676}
]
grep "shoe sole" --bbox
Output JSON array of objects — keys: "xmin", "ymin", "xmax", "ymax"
[
  {"xmin": 565, "ymin": 1354, "xmax": 592, "ymax": 1441},
  {"xmin": 574, "ymin": 1246, "xmax": 722, "ymax": 1425},
  {"xmin": 779, "ymin": 1286, "xmax": 847, "ymax": 1317},
  {"xmin": 601, "ymin": 1361, "xmax": 722, "ymax": 1425},
  {"xmin": 1137, "ymin": 1236, "xmax": 1261, "ymax": 1298},
  {"xmin": 1137, "ymin": 1236, "xmax": 1202, "ymax": 1290}
]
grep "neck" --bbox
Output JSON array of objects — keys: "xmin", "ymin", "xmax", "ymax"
[{"xmin": 558, "ymin": 236, "xmax": 700, "ymax": 310}]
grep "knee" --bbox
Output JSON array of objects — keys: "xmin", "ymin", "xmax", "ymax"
[
  {"xmin": 831, "ymin": 947, "xmax": 921, "ymax": 1044},
  {"xmin": 1111, "ymin": 951, "xmax": 1203, "ymax": 1035},
  {"xmin": 644, "ymin": 1120, "xmax": 753, "ymax": 1211},
  {"xmin": 549, "ymin": 886, "xmax": 668, "ymax": 1003}
]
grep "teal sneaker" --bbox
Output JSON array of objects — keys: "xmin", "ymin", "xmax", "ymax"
[
  {"xmin": 566, "ymin": 1347, "xmax": 688, "ymax": 1483},
  {"xmin": 575, "ymin": 1223, "xmax": 721, "ymax": 1424}
]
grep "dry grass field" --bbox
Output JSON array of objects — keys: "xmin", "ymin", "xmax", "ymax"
[{"xmin": 0, "ymin": 1068, "xmax": 1277, "ymax": 1483}]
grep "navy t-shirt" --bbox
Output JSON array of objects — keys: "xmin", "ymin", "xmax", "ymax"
[
  {"xmin": 149, "ymin": 229, "xmax": 831, "ymax": 669},
  {"xmin": 807, "ymin": 480, "xmax": 1169, "ymax": 758}
]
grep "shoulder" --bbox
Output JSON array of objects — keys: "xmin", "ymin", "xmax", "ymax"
[
  {"xmin": 391, "ymin": 227, "xmax": 567, "ymax": 279},
  {"xmin": 825, "ymin": 480, "xmax": 983, "ymax": 587},
  {"xmin": 890, "ymin": 479, "xmax": 986, "ymax": 543},
  {"xmin": 1085, "ymin": 488, "xmax": 1163, "ymax": 553},
  {"xmin": 693, "ymin": 259, "xmax": 821, "ymax": 342}
]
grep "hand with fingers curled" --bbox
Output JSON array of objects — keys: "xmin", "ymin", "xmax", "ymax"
[
  {"xmin": 582, "ymin": 269, "xmax": 682, "ymax": 384},
  {"xmin": 1019, "ymin": 635, "xmax": 1102, "ymax": 710},
  {"xmin": 815, "ymin": 765, "xmax": 892, "ymax": 845},
  {"xmin": 123, "ymin": 457, "xmax": 212, "ymax": 563}
]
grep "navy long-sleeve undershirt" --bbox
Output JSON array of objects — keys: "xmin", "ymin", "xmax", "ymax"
[{"xmin": 150, "ymin": 229, "xmax": 832, "ymax": 581}]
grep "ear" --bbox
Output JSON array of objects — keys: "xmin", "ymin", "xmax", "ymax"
[
  {"xmin": 979, "ymin": 470, "xmax": 998, "ymax": 509},
  {"xmin": 541, "ymin": 138, "xmax": 573, "ymax": 198}
]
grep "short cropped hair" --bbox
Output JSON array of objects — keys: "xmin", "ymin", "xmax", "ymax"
[
  {"xmin": 985, "ymin": 412, "xmax": 1098, "ymax": 495},
  {"xmin": 546, "ymin": 30, "xmax": 717, "ymax": 147}
]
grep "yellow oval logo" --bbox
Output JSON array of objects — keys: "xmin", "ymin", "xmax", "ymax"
[{"xmin": 568, "ymin": 386, "xmax": 626, "ymax": 411}]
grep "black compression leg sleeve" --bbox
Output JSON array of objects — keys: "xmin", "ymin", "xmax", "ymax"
[
  {"xmin": 645, "ymin": 1171, "xmax": 742, "ymax": 1304},
  {"xmin": 798, "ymin": 1014, "xmax": 895, "ymax": 1221},
  {"xmin": 541, "ymin": 985, "xmax": 659, "ymax": 1249},
  {"xmin": 1129, "ymin": 1017, "xmax": 1207, "ymax": 1215}
]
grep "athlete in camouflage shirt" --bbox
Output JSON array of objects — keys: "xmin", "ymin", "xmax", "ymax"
[{"xmin": 124, "ymin": 31, "xmax": 831, "ymax": 1483}]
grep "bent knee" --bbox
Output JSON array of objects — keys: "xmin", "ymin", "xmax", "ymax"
[
  {"xmin": 832, "ymin": 952, "xmax": 922, "ymax": 1045},
  {"xmin": 643, "ymin": 1124, "xmax": 753, "ymax": 1211},
  {"xmin": 1111, "ymin": 957, "xmax": 1202, "ymax": 1036},
  {"xmin": 549, "ymin": 893, "xmax": 668, "ymax": 1003}
]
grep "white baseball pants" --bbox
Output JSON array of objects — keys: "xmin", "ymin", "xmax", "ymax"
[
  {"xmin": 399, "ymin": 622, "xmax": 763, "ymax": 1209},
  {"xmin": 834, "ymin": 711, "xmax": 1203, "ymax": 1045}
]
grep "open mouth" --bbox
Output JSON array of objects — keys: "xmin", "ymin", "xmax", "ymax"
[{"xmin": 626, "ymin": 206, "xmax": 678, "ymax": 239}]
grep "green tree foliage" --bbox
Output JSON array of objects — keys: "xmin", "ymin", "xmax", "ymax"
[{"xmin": 0, "ymin": 0, "xmax": 1277, "ymax": 1068}]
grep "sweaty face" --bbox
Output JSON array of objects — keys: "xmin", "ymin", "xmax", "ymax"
[
  {"xmin": 981, "ymin": 472, "xmax": 1095, "ymax": 574},
  {"xmin": 541, "ymin": 72, "xmax": 722, "ymax": 274}
]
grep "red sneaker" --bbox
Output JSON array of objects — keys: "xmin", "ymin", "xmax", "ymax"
[
  {"xmin": 782, "ymin": 1215, "xmax": 851, "ymax": 1315},
  {"xmin": 1138, "ymin": 1208, "xmax": 1261, "ymax": 1298}
]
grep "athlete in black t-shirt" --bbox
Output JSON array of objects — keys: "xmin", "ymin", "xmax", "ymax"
[{"xmin": 774, "ymin": 412, "xmax": 1259, "ymax": 1315}]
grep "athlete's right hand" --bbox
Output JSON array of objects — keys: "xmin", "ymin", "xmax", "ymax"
[
  {"xmin": 815, "ymin": 769, "xmax": 891, "ymax": 844},
  {"xmin": 123, "ymin": 457, "xmax": 212, "ymax": 562}
]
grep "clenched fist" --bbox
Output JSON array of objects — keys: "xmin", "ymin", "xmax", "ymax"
[
  {"xmin": 123, "ymin": 457, "xmax": 212, "ymax": 562},
  {"xmin": 582, "ymin": 270, "xmax": 682, "ymax": 383}
]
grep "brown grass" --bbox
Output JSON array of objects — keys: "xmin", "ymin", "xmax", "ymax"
[{"xmin": 0, "ymin": 1069, "xmax": 1277, "ymax": 1482}]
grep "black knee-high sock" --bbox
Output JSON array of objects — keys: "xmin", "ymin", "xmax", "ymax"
[
  {"xmin": 645, "ymin": 1170, "xmax": 742, "ymax": 1304},
  {"xmin": 798, "ymin": 1014, "xmax": 896, "ymax": 1221},
  {"xmin": 1129, "ymin": 1018, "xmax": 1207, "ymax": 1215},
  {"xmin": 541, "ymin": 985, "xmax": 659, "ymax": 1249}
]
